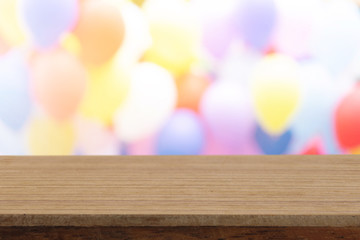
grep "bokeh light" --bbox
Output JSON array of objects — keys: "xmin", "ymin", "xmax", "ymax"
[{"xmin": 0, "ymin": 0, "xmax": 359, "ymax": 155}]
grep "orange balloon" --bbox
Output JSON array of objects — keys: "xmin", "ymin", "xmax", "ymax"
[
  {"xmin": 177, "ymin": 73, "xmax": 210, "ymax": 112},
  {"xmin": 31, "ymin": 49, "xmax": 87, "ymax": 120},
  {"xmin": 0, "ymin": 37, "xmax": 10, "ymax": 55},
  {"xmin": 75, "ymin": 0, "xmax": 125, "ymax": 66}
]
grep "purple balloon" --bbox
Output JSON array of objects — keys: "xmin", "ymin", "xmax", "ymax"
[
  {"xmin": 233, "ymin": 0, "xmax": 277, "ymax": 51},
  {"xmin": 203, "ymin": 16, "xmax": 236, "ymax": 59},
  {"xmin": 200, "ymin": 81, "xmax": 256, "ymax": 151},
  {"xmin": 20, "ymin": 0, "xmax": 78, "ymax": 48}
]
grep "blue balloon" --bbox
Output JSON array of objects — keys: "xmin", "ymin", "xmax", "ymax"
[
  {"xmin": 20, "ymin": 0, "xmax": 78, "ymax": 47},
  {"xmin": 255, "ymin": 124, "xmax": 292, "ymax": 155},
  {"xmin": 0, "ymin": 51, "xmax": 32, "ymax": 130},
  {"xmin": 156, "ymin": 109, "xmax": 205, "ymax": 155},
  {"xmin": 0, "ymin": 121, "xmax": 26, "ymax": 155},
  {"xmin": 232, "ymin": 0, "xmax": 277, "ymax": 51}
]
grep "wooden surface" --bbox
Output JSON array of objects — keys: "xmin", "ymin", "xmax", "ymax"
[
  {"xmin": 0, "ymin": 155, "xmax": 359, "ymax": 227},
  {"xmin": 1, "ymin": 227, "xmax": 360, "ymax": 240}
]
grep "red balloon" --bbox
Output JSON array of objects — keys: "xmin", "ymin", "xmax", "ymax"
[
  {"xmin": 335, "ymin": 84, "xmax": 360, "ymax": 150},
  {"xmin": 301, "ymin": 138, "xmax": 324, "ymax": 155}
]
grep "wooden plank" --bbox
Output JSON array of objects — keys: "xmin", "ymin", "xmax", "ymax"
[
  {"xmin": 1, "ymin": 227, "xmax": 360, "ymax": 240},
  {"xmin": 0, "ymin": 155, "xmax": 359, "ymax": 227}
]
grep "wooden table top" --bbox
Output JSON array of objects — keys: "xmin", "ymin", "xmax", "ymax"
[{"xmin": 0, "ymin": 155, "xmax": 359, "ymax": 227}]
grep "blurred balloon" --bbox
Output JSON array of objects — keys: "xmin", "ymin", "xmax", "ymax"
[
  {"xmin": 0, "ymin": 37, "xmax": 10, "ymax": 55},
  {"xmin": 193, "ymin": 0, "xmax": 238, "ymax": 59},
  {"xmin": 272, "ymin": 0, "xmax": 321, "ymax": 58},
  {"xmin": 0, "ymin": 0, "xmax": 26, "ymax": 46},
  {"xmin": 0, "ymin": 50, "xmax": 31, "ymax": 130},
  {"xmin": 61, "ymin": 33, "xmax": 81, "ymax": 57},
  {"xmin": 75, "ymin": 117, "xmax": 120, "ymax": 155},
  {"xmin": 348, "ymin": 48, "xmax": 360, "ymax": 83},
  {"xmin": 115, "ymin": 1, "xmax": 152, "ymax": 69},
  {"xmin": 19, "ymin": 0, "xmax": 78, "ymax": 48},
  {"xmin": 128, "ymin": 133, "xmax": 157, "ymax": 155},
  {"xmin": 218, "ymin": 44, "xmax": 261, "ymax": 85},
  {"xmin": 350, "ymin": 146, "xmax": 360, "ymax": 155},
  {"xmin": 114, "ymin": 62, "xmax": 177, "ymax": 143},
  {"xmin": 255, "ymin": 124, "xmax": 292, "ymax": 154},
  {"xmin": 74, "ymin": 0, "xmax": 125, "ymax": 66},
  {"xmin": 177, "ymin": 73, "xmax": 210, "ymax": 112},
  {"xmin": 0, "ymin": 0, "xmax": 358, "ymax": 156},
  {"xmin": 31, "ymin": 49, "xmax": 87, "ymax": 120},
  {"xmin": 252, "ymin": 54, "xmax": 301, "ymax": 135},
  {"xmin": 132, "ymin": 0, "xmax": 146, "ymax": 7},
  {"xmin": 335, "ymin": 83, "xmax": 360, "ymax": 150},
  {"xmin": 143, "ymin": 0, "xmax": 199, "ymax": 76},
  {"xmin": 200, "ymin": 81, "xmax": 256, "ymax": 151},
  {"xmin": 201, "ymin": 131, "xmax": 232, "ymax": 155},
  {"xmin": 290, "ymin": 61, "xmax": 341, "ymax": 154},
  {"xmin": 232, "ymin": 0, "xmax": 277, "ymax": 51},
  {"xmin": 203, "ymin": 128, "xmax": 260, "ymax": 155},
  {"xmin": 202, "ymin": 16, "xmax": 235, "ymax": 59},
  {"xmin": 80, "ymin": 57, "xmax": 130, "ymax": 125},
  {"xmin": 156, "ymin": 109, "xmax": 204, "ymax": 155},
  {"xmin": 0, "ymin": 120, "xmax": 26, "ymax": 155},
  {"xmin": 311, "ymin": 0, "xmax": 360, "ymax": 76},
  {"xmin": 27, "ymin": 116, "xmax": 75, "ymax": 155},
  {"xmin": 300, "ymin": 137, "xmax": 324, "ymax": 155}
]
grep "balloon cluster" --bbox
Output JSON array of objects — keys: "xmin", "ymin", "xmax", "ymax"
[{"xmin": 0, "ymin": 0, "xmax": 360, "ymax": 155}]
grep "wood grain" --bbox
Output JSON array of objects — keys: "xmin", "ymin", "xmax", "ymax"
[
  {"xmin": 0, "ymin": 155, "xmax": 359, "ymax": 227},
  {"xmin": 1, "ymin": 227, "xmax": 360, "ymax": 240}
]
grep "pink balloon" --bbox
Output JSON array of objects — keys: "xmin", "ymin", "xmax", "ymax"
[
  {"xmin": 202, "ymin": 130, "xmax": 233, "ymax": 155},
  {"xmin": 272, "ymin": 0, "xmax": 317, "ymax": 58},
  {"xmin": 75, "ymin": 117, "xmax": 119, "ymax": 155},
  {"xmin": 31, "ymin": 49, "xmax": 87, "ymax": 120},
  {"xmin": 202, "ymin": 128, "xmax": 260, "ymax": 155},
  {"xmin": 200, "ymin": 81, "xmax": 256, "ymax": 152},
  {"xmin": 127, "ymin": 134, "xmax": 156, "ymax": 155}
]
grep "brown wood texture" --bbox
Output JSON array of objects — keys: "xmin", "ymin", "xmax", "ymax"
[
  {"xmin": 0, "ymin": 155, "xmax": 359, "ymax": 227},
  {"xmin": 1, "ymin": 226, "xmax": 360, "ymax": 240}
]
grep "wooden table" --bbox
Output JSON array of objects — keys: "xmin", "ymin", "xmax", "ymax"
[{"xmin": 0, "ymin": 155, "xmax": 359, "ymax": 239}]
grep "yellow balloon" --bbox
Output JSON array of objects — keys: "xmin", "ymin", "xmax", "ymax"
[
  {"xmin": 143, "ymin": 0, "xmax": 199, "ymax": 77},
  {"xmin": 27, "ymin": 117, "xmax": 75, "ymax": 155},
  {"xmin": 61, "ymin": 33, "xmax": 82, "ymax": 57},
  {"xmin": 0, "ymin": 0, "xmax": 26, "ymax": 46},
  {"xmin": 252, "ymin": 54, "xmax": 301, "ymax": 135},
  {"xmin": 79, "ymin": 58, "xmax": 130, "ymax": 125},
  {"xmin": 131, "ymin": 0, "xmax": 145, "ymax": 7}
]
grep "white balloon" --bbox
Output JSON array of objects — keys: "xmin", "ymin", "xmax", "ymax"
[
  {"xmin": 311, "ymin": 0, "xmax": 360, "ymax": 76},
  {"xmin": 218, "ymin": 44, "xmax": 261, "ymax": 86},
  {"xmin": 115, "ymin": 2, "xmax": 152, "ymax": 69},
  {"xmin": 144, "ymin": 0, "xmax": 194, "ymax": 21},
  {"xmin": 291, "ymin": 60, "xmax": 342, "ymax": 154},
  {"xmin": 273, "ymin": 0, "xmax": 323, "ymax": 58},
  {"xmin": 191, "ymin": 0, "xmax": 238, "ymax": 22},
  {"xmin": 114, "ymin": 62, "xmax": 177, "ymax": 142}
]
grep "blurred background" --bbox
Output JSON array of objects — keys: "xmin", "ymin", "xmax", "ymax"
[{"xmin": 0, "ymin": 0, "xmax": 360, "ymax": 155}]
